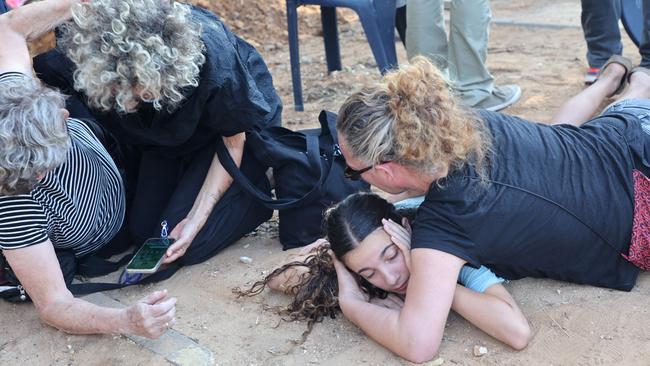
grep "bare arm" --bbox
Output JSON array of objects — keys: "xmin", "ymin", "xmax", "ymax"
[
  {"xmin": 335, "ymin": 249, "xmax": 464, "ymax": 363},
  {"xmin": 165, "ymin": 133, "xmax": 246, "ymax": 263},
  {"xmin": 452, "ymin": 283, "xmax": 531, "ymax": 350},
  {"xmin": 1, "ymin": 0, "xmax": 79, "ymax": 41},
  {"xmin": 3, "ymin": 241, "xmax": 176, "ymax": 337},
  {"xmin": 0, "ymin": 0, "xmax": 80, "ymax": 74}
]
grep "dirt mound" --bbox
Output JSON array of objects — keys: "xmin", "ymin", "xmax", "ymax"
[{"xmin": 191, "ymin": 0, "xmax": 326, "ymax": 48}]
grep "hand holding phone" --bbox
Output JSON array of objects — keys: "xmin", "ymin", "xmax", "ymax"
[{"xmin": 126, "ymin": 237, "xmax": 176, "ymax": 274}]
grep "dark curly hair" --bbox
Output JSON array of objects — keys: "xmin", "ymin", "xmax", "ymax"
[{"xmin": 235, "ymin": 193, "xmax": 410, "ymax": 342}]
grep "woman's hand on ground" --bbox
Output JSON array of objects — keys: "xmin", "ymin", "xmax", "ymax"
[
  {"xmin": 122, "ymin": 290, "xmax": 177, "ymax": 339},
  {"xmin": 267, "ymin": 238, "xmax": 329, "ymax": 292},
  {"xmin": 298, "ymin": 238, "xmax": 329, "ymax": 255},
  {"xmin": 164, "ymin": 218, "xmax": 200, "ymax": 264}
]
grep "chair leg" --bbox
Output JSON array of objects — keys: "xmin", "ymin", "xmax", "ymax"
[
  {"xmin": 321, "ymin": 6, "xmax": 342, "ymax": 73},
  {"xmin": 357, "ymin": 10, "xmax": 390, "ymax": 73},
  {"xmin": 287, "ymin": 0, "xmax": 304, "ymax": 111}
]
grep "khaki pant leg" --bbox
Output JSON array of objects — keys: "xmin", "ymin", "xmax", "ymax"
[
  {"xmin": 405, "ymin": 0, "xmax": 448, "ymax": 72},
  {"xmin": 448, "ymin": 0, "xmax": 494, "ymax": 104}
]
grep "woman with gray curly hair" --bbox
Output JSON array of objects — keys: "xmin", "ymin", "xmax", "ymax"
[
  {"xmin": 34, "ymin": 0, "xmax": 281, "ymax": 270},
  {"xmin": 1, "ymin": 0, "xmax": 177, "ymax": 338}
]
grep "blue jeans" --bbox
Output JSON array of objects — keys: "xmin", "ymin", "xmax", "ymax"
[
  {"xmin": 581, "ymin": 0, "xmax": 650, "ymax": 68},
  {"xmin": 641, "ymin": 0, "xmax": 650, "ymax": 68},
  {"xmin": 580, "ymin": 0, "xmax": 623, "ymax": 68},
  {"xmin": 602, "ymin": 99, "xmax": 650, "ymax": 135}
]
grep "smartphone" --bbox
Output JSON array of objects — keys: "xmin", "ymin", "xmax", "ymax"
[{"xmin": 126, "ymin": 237, "xmax": 175, "ymax": 274}]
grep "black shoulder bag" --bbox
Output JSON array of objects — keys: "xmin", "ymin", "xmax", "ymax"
[{"xmin": 216, "ymin": 110, "xmax": 369, "ymax": 249}]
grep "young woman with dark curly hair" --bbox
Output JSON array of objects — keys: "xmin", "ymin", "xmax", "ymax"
[{"xmin": 237, "ymin": 192, "xmax": 531, "ymax": 348}]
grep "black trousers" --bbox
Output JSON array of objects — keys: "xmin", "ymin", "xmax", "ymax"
[
  {"xmin": 34, "ymin": 51, "xmax": 274, "ymax": 266},
  {"xmin": 128, "ymin": 143, "xmax": 273, "ymax": 266}
]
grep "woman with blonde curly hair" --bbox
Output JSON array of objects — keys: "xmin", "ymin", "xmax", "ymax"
[
  {"xmin": 252, "ymin": 56, "xmax": 650, "ymax": 362},
  {"xmin": 34, "ymin": 0, "xmax": 281, "ymax": 269}
]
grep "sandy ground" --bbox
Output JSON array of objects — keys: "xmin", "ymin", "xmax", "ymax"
[{"xmin": 3, "ymin": 0, "xmax": 650, "ymax": 365}]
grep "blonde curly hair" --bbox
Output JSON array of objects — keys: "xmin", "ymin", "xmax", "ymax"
[
  {"xmin": 337, "ymin": 56, "xmax": 491, "ymax": 179},
  {"xmin": 58, "ymin": 0, "xmax": 206, "ymax": 113}
]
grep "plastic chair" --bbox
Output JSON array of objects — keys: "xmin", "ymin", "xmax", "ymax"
[
  {"xmin": 286, "ymin": 0, "xmax": 398, "ymax": 111},
  {"xmin": 621, "ymin": 0, "xmax": 644, "ymax": 47}
]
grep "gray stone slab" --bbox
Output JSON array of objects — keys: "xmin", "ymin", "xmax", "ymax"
[{"xmin": 83, "ymin": 292, "xmax": 214, "ymax": 366}]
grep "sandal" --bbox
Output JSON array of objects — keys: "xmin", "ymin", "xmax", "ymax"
[
  {"xmin": 628, "ymin": 66, "xmax": 650, "ymax": 82},
  {"xmin": 598, "ymin": 55, "xmax": 634, "ymax": 97}
]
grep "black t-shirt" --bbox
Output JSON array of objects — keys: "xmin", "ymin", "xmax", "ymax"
[
  {"xmin": 34, "ymin": 6, "xmax": 282, "ymax": 157},
  {"xmin": 412, "ymin": 110, "xmax": 648, "ymax": 291}
]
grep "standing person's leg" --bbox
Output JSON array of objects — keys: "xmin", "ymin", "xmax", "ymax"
[
  {"xmin": 580, "ymin": 0, "xmax": 623, "ymax": 82},
  {"xmin": 395, "ymin": 4, "xmax": 407, "ymax": 47},
  {"xmin": 405, "ymin": 0, "xmax": 448, "ymax": 70},
  {"xmin": 447, "ymin": 0, "xmax": 492, "ymax": 105},
  {"xmin": 449, "ymin": 0, "xmax": 520, "ymax": 111},
  {"xmin": 640, "ymin": 0, "xmax": 650, "ymax": 68},
  {"xmin": 158, "ymin": 144, "xmax": 273, "ymax": 266}
]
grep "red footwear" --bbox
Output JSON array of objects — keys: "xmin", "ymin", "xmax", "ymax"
[{"xmin": 585, "ymin": 67, "xmax": 600, "ymax": 85}]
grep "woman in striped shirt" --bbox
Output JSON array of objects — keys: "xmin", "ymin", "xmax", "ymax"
[{"xmin": 0, "ymin": 0, "xmax": 176, "ymax": 338}]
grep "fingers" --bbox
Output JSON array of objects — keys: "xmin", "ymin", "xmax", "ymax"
[
  {"xmin": 382, "ymin": 219, "xmax": 411, "ymax": 249},
  {"xmin": 298, "ymin": 238, "xmax": 329, "ymax": 255},
  {"xmin": 164, "ymin": 242, "xmax": 187, "ymax": 263},
  {"xmin": 165, "ymin": 239, "xmax": 184, "ymax": 257},
  {"xmin": 402, "ymin": 217, "xmax": 412, "ymax": 234},
  {"xmin": 142, "ymin": 289, "xmax": 169, "ymax": 305},
  {"xmin": 128, "ymin": 291, "xmax": 178, "ymax": 339},
  {"xmin": 150, "ymin": 297, "xmax": 177, "ymax": 317}
]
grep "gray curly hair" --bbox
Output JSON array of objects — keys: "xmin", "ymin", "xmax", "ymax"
[
  {"xmin": 0, "ymin": 75, "xmax": 70, "ymax": 196},
  {"xmin": 58, "ymin": 0, "xmax": 206, "ymax": 113}
]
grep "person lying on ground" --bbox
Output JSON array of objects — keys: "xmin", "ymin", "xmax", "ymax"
[
  {"xmin": 32, "ymin": 0, "xmax": 282, "ymax": 268},
  {"xmin": 0, "ymin": 0, "xmax": 175, "ymax": 338},
  {"xmin": 237, "ymin": 192, "xmax": 531, "ymax": 349},
  {"xmin": 243, "ymin": 54, "xmax": 650, "ymax": 362}
]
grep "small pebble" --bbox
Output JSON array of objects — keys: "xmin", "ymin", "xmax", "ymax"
[
  {"xmin": 473, "ymin": 345, "xmax": 488, "ymax": 357},
  {"xmin": 428, "ymin": 357, "xmax": 445, "ymax": 365},
  {"xmin": 239, "ymin": 256, "xmax": 253, "ymax": 264}
]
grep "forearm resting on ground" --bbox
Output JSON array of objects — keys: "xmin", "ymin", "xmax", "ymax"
[
  {"xmin": 452, "ymin": 284, "xmax": 531, "ymax": 350},
  {"xmin": 3, "ymin": 242, "xmax": 176, "ymax": 338}
]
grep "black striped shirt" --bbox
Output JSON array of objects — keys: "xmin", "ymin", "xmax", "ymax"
[{"xmin": 0, "ymin": 72, "xmax": 125, "ymax": 256}]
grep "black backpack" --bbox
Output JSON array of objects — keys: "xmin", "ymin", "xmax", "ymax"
[{"xmin": 216, "ymin": 110, "xmax": 369, "ymax": 249}]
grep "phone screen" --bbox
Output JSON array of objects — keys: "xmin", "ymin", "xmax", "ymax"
[{"xmin": 126, "ymin": 238, "xmax": 175, "ymax": 271}]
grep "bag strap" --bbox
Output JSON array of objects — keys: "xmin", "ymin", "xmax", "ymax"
[
  {"xmin": 76, "ymin": 253, "xmax": 133, "ymax": 277},
  {"xmin": 68, "ymin": 264, "xmax": 181, "ymax": 296},
  {"xmin": 216, "ymin": 131, "xmax": 329, "ymax": 210}
]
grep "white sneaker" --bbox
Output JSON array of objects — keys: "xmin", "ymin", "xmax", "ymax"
[{"xmin": 473, "ymin": 84, "xmax": 522, "ymax": 112}]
